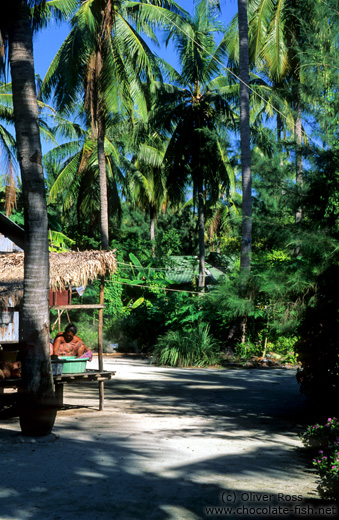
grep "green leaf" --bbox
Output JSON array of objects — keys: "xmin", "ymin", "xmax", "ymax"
[{"xmin": 132, "ymin": 297, "xmax": 145, "ymax": 309}]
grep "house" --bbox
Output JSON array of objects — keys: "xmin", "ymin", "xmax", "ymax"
[{"xmin": 165, "ymin": 255, "xmax": 226, "ymax": 287}]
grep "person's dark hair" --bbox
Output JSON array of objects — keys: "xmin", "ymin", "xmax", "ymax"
[{"xmin": 65, "ymin": 322, "xmax": 77, "ymax": 335}]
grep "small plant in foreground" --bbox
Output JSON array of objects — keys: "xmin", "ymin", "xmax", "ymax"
[
  {"xmin": 301, "ymin": 418, "xmax": 339, "ymax": 499},
  {"xmin": 302, "ymin": 417, "xmax": 339, "ymax": 449}
]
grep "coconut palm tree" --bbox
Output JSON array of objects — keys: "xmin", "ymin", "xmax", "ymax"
[
  {"xmin": 0, "ymin": 0, "xmax": 56, "ymax": 435},
  {"xmin": 45, "ymin": 110, "xmax": 129, "ymax": 240},
  {"xmin": 237, "ymin": 0, "xmax": 252, "ymax": 273},
  {"xmin": 151, "ymin": 0, "xmax": 235, "ymax": 288},
  {"xmin": 0, "ymin": 79, "xmax": 59, "ymax": 218},
  {"xmin": 122, "ymin": 118, "xmax": 175, "ymax": 255},
  {"xmin": 228, "ymin": 0, "xmax": 308, "ymax": 225},
  {"xmin": 0, "ymin": 82, "xmax": 18, "ymax": 216},
  {"xmin": 41, "ymin": 0, "xmax": 187, "ymax": 250}
]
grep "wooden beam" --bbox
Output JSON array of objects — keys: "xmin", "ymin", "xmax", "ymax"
[
  {"xmin": 50, "ymin": 304, "xmax": 105, "ymax": 310},
  {"xmin": 98, "ymin": 275, "xmax": 105, "ymax": 411}
]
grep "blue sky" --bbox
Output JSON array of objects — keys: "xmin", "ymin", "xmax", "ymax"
[{"xmin": 33, "ymin": 0, "xmax": 239, "ymax": 78}]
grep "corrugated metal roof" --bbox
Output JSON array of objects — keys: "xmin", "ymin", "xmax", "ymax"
[
  {"xmin": 0, "ymin": 213, "xmax": 24, "ymax": 250},
  {"xmin": 165, "ymin": 256, "xmax": 226, "ymax": 284}
]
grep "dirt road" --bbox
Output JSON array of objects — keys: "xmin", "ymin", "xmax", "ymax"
[{"xmin": 0, "ymin": 358, "xmax": 332, "ymax": 520}]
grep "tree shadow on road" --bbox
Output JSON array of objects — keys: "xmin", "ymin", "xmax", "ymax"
[{"xmin": 0, "ymin": 367, "xmax": 331, "ymax": 520}]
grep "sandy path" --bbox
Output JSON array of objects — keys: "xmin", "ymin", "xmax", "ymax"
[{"xmin": 0, "ymin": 358, "xmax": 332, "ymax": 520}]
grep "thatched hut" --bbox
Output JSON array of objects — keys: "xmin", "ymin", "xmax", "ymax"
[
  {"xmin": 0, "ymin": 250, "xmax": 117, "ymax": 410},
  {"xmin": 0, "ymin": 249, "xmax": 117, "ymax": 308}
]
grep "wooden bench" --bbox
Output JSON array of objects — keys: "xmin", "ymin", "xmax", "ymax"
[{"xmin": 0, "ymin": 369, "xmax": 115, "ymax": 412}]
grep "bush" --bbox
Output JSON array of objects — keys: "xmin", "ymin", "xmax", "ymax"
[
  {"xmin": 233, "ymin": 335, "xmax": 299, "ymax": 364},
  {"xmin": 234, "ymin": 341, "xmax": 261, "ymax": 360},
  {"xmin": 153, "ymin": 324, "xmax": 221, "ymax": 367},
  {"xmin": 301, "ymin": 418, "xmax": 339, "ymax": 499}
]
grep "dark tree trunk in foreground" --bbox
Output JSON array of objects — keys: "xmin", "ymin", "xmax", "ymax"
[
  {"xmin": 238, "ymin": 0, "xmax": 252, "ymax": 274},
  {"xmin": 8, "ymin": 0, "xmax": 55, "ymax": 435}
]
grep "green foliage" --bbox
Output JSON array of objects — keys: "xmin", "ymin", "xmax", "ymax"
[
  {"xmin": 110, "ymin": 206, "xmax": 154, "ymax": 261},
  {"xmin": 5, "ymin": 207, "xmax": 24, "ymax": 227},
  {"xmin": 160, "ymin": 228, "xmax": 182, "ymax": 256},
  {"xmin": 163, "ymin": 293, "xmax": 204, "ymax": 329},
  {"xmin": 156, "ymin": 207, "xmax": 198, "ymax": 256},
  {"xmin": 234, "ymin": 341, "xmax": 260, "ymax": 360},
  {"xmin": 153, "ymin": 324, "xmax": 221, "ymax": 367},
  {"xmin": 103, "ymin": 253, "xmax": 180, "ymax": 351},
  {"xmin": 103, "ymin": 274, "xmax": 124, "ymax": 318},
  {"xmin": 48, "ymin": 229, "xmax": 75, "ymax": 251},
  {"xmin": 265, "ymin": 249, "xmax": 291, "ymax": 267},
  {"xmin": 219, "ymin": 236, "xmax": 241, "ymax": 257},
  {"xmin": 272, "ymin": 336, "xmax": 298, "ymax": 356},
  {"xmin": 234, "ymin": 335, "xmax": 298, "ymax": 364},
  {"xmin": 21, "ymin": 0, "xmax": 339, "ymax": 418}
]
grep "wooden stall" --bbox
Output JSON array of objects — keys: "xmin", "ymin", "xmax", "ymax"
[{"xmin": 0, "ymin": 249, "xmax": 117, "ymax": 411}]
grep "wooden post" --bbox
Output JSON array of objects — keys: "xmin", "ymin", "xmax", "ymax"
[{"xmin": 98, "ymin": 275, "xmax": 105, "ymax": 410}]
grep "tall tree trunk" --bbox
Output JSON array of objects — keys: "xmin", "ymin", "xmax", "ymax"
[
  {"xmin": 237, "ymin": 0, "xmax": 252, "ymax": 343},
  {"xmin": 295, "ymin": 89, "xmax": 303, "ymax": 225},
  {"xmin": 97, "ymin": 114, "xmax": 108, "ymax": 411},
  {"xmin": 198, "ymin": 181, "xmax": 205, "ymax": 289},
  {"xmin": 238, "ymin": 0, "xmax": 252, "ymax": 274},
  {"xmin": 150, "ymin": 204, "xmax": 156, "ymax": 257},
  {"xmin": 97, "ymin": 113, "xmax": 109, "ymax": 249},
  {"xmin": 8, "ymin": 0, "xmax": 55, "ymax": 435},
  {"xmin": 292, "ymin": 3, "xmax": 303, "ymax": 226}
]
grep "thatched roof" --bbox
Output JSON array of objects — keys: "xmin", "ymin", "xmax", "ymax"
[{"xmin": 0, "ymin": 250, "xmax": 117, "ymax": 307}]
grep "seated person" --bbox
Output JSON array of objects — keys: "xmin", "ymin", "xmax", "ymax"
[{"xmin": 53, "ymin": 322, "xmax": 93, "ymax": 361}]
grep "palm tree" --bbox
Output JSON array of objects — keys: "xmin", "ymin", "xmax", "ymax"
[
  {"xmin": 237, "ymin": 0, "xmax": 252, "ymax": 273},
  {"xmin": 0, "ymin": 79, "xmax": 58, "ymax": 217},
  {"xmin": 0, "ymin": 0, "xmax": 56, "ymax": 435},
  {"xmin": 228, "ymin": 0, "xmax": 307, "ymax": 224},
  {"xmin": 151, "ymin": 0, "xmax": 235, "ymax": 288},
  {"xmin": 45, "ymin": 110, "xmax": 128, "ymax": 241},
  {"xmin": 41, "ymin": 0, "xmax": 187, "ymax": 250},
  {"xmin": 0, "ymin": 82, "xmax": 18, "ymax": 216},
  {"xmin": 124, "ymin": 120, "xmax": 173, "ymax": 255}
]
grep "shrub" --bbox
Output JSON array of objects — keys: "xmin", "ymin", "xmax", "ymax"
[
  {"xmin": 153, "ymin": 324, "xmax": 221, "ymax": 368},
  {"xmin": 234, "ymin": 341, "xmax": 261, "ymax": 360},
  {"xmin": 301, "ymin": 418, "xmax": 339, "ymax": 499}
]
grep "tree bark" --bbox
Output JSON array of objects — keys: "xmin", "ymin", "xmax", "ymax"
[
  {"xmin": 8, "ymin": 0, "xmax": 55, "ymax": 435},
  {"xmin": 150, "ymin": 204, "xmax": 156, "ymax": 257},
  {"xmin": 198, "ymin": 182, "xmax": 205, "ymax": 289},
  {"xmin": 97, "ymin": 113, "xmax": 109, "ymax": 249},
  {"xmin": 295, "ymin": 89, "xmax": 303, "ymax": 225},
  {"xmin": 98, "ymin": 275, "xmax": 105, "ymax": 410},
  {"xmin": 238, "ymin": 0, "xmax": 252, "ymax": 273}
]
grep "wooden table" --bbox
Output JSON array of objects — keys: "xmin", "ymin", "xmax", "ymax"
[
  {"xmin": 0, "ymin": 369, "xmax": 115, "ymax": 411},
  {"xmin": 53, "ymin": 369, "xmax": 115, "ymax": 409}
]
